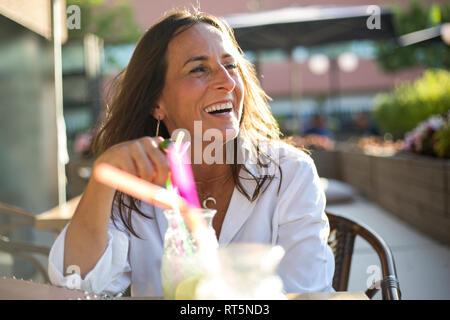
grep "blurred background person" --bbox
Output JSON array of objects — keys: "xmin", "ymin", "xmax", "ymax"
[{"xmin": 303, "ymin": 113, "xmax": 332, "ymax": 138}]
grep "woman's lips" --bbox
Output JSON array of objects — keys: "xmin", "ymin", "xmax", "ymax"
[
  {"xmin": 204, "ymin": 101, "xmax": 233, "ymax": 112},
  {"xmin": 205, "ymin": 108, "xmax": 233, "ymax": 118}
]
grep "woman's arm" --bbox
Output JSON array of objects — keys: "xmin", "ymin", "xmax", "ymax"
[
  {"xmin": 62, "ymin": 136, "xmax": 169, "ymax": 279},
  {"xmin": 63, "ymin": 178, "xmax": 115, "ymax": 278},
  {"xmin": 275, "ymin": 155, "xmax": 335, "ymax": 293}
]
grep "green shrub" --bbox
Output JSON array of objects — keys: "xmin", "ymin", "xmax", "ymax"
[
  {"xmin": 434, "ymin": 122, "xmax": 450, "ymax": 158},
  {"xmin": 372, "ymin": 69, "xmax": 450, "ymax": 139}
]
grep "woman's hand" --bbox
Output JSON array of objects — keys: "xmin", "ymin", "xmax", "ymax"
[
  {"xmin": 93, "ymin": 136, "xmax": 170, "ymax": 187},
  {"xmin": 64, "ymin": 137, "xmax": 171, "ymax": 279}
]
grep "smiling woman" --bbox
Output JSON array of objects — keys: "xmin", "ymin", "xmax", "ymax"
[
  {"xmin": 47, "ymin": 8, "xmax": 335, "ymax": 298},
  {"xmin": 91, "ymin": 10, "xmax": 283, "ymax": 238}
]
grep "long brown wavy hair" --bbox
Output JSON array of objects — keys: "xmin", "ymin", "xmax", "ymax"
[{"xmin": 93, "ymin": 9, "xmax": 284, "ymax": 237}]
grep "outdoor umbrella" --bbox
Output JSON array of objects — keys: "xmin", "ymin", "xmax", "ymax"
[{"xmin": 224, "ymin": 5, "xmax": 397, "ymax": 51}]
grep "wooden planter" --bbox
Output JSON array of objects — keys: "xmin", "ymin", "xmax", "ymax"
[
  {"xmin": 338, "ymin": 151, "xmax": 374, "ymax": 197},
  {"xmin": 336, "ymin": 150, "xmax": 450, "ymax": 245},
  {"xmin": 309, "ymin": 149, "xmax": 341, "ymax": 180}
]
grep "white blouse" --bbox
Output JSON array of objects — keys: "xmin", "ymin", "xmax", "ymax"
[{"xmin": 48, "ymin": 142, "xmax": 335, "ymax": 297}]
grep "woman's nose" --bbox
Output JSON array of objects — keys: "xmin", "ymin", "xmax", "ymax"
[{"xmin": 212, "ymin": 65, "xmax": 236, "ymax": 92}]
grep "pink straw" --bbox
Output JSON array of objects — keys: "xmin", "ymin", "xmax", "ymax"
[{"xmin": 166, "ymin": 142, "xmax": 201, "ymax": 209}]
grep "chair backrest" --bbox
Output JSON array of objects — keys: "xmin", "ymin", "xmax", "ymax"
[
  {"xmin": 0, "ymin": 201, "xmax": 50, "ymax": 283},
  {"xmin": 326, "ymin": 212, "xmax": 401, "ymax": 300}
]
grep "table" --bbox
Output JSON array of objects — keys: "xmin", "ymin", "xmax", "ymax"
[
  {"xmin": 34, "ymin": 195, "xmax": 81, "ymax": 234},
  {"xmin": 0, "ymin": 278, "xmax": 368, "ymax": 300},
  {"xmin": 0, "ymin": 277, "xmax": 90, "ymax": 300},
  {"xmin": 286, "ymin": 292, "xmax": 369, "ymax": 300}
]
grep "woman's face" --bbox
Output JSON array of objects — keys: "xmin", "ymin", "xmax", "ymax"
[{"xmin": 156, "ymin": 23, "xmax": 244, "ymax": 143}]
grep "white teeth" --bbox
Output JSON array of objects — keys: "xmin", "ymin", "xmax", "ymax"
[{"xmin": 205, "ymin": 102, "xmax": 232, "ymax": 113}]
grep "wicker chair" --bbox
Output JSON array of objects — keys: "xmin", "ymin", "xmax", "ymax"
[
  {"xmin": 327, "ymin": 212, "xmax": 401, "ymax": 300},
  {"xmin": 0, "ymin": 201, "xmax": 50, "ymax": 283}
]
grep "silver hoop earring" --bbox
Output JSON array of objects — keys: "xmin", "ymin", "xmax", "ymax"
[{"xmin": 155, "ymin": 117, "xmax": 160, "ymax": 137}]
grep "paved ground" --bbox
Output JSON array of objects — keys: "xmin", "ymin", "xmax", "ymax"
[
  {"xmin": 327, "ymin": 196, "xmax": 450, "ymax": 300},
  {"xmin": 1, "ymin": 195, "xmax": 449, "ymax": 299}
]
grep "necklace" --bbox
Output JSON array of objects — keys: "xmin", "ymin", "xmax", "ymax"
[
  {"xmin": 196, "ymin": 173, "xmax": 233, "ymax": 209},
  {"xmin": 202, "ymin": 197, "xmax": 216, "ymax": 209}
]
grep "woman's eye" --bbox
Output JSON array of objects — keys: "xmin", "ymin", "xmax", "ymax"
[
  {"xmin": 190, "ymin": 66, "xmax": 206, "ymax": 73},
  {"xmin": 225, "ymin": 63, "xmax": 238, "ymax": 70}
]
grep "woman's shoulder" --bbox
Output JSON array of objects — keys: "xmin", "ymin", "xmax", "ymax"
[
  {"xmin": 243, "ymin": 139, "xmax": 316, "ymax": 182},
  {"xmin": 266, "ymin": 140, "xmax": 314, "ymax": 169},
  {"xmin": 267, "ymin": 141, "xmax": 322, "ymax": 200}
]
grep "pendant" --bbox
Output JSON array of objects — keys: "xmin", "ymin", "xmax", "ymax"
[{"xmin": 202, "ymin": 197, "xmax": 216, "ymax": 209}]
